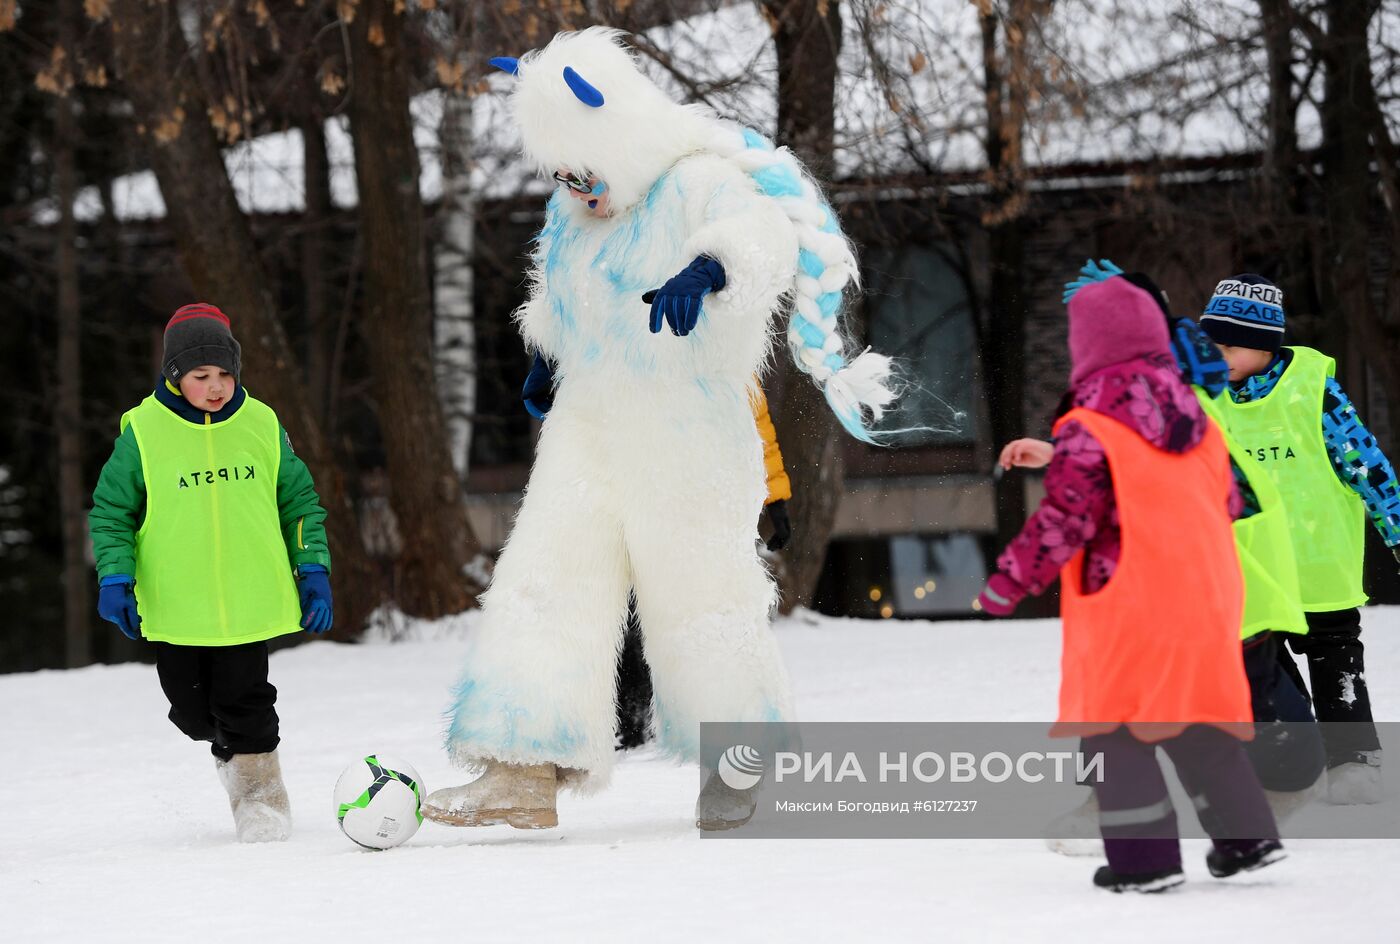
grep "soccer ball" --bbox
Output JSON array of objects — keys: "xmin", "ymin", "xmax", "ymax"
[{"xmin": 333, "ymin": 755, "xmax": 425, "ymax": 850}]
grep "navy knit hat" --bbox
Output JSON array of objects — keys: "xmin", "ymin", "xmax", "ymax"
[
  {"xmin": 1199, "ymin": 274, "xmax": 1285, "ymax": 352},
  {"xmin": 1122, "ymin": 272, "xmax": 1172, "ymax": 318},
  {"xmin": 162, "ymin": 303, "xmax": 241, "ymax": 383}
]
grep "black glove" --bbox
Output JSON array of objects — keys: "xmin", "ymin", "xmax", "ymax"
[
  {"xmin": 765, "ymin": 499, "xmax": 792, "ymax": 552},
  {"xmin": 1393, "ymin": 546, "xmax": 1400, "ymax": 574}
]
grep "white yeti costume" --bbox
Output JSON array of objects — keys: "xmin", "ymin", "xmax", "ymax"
[{"xmin": 441, "ymin": 29, "xmax": 895, "ymax": 793}]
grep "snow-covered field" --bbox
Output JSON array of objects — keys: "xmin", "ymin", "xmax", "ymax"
[{"xmin": 5, "ymin": 609, "xmax": 1399, "ymax": 943}]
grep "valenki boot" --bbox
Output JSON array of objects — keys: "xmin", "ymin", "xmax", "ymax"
[
  {"xmin": 1043, "ymin": 790, "xmax": 1103, "ymax": 857},
  {"xmin": 1327, "ymin": 750, "xmax": 1384, "ymax": 805},
  {"xmin": 421, "ymin": 762, "xmax": 559, "ymax": 829},
  {"xmin": 216, "ymin": 750, "xmax": 291, "ymax": 843},
  {"xmin": 695, "ymin": 771, "xmax": 758, "ymax": 831}
]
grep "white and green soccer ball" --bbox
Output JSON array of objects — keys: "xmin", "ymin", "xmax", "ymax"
[{"xmin": 333, "ymin": 755, "xmax": 424, "ymax": 850}]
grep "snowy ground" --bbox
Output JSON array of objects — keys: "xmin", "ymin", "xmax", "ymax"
[{"xmin": 5, "ymin": 609, "xmax": 1400, "ymax": 943}]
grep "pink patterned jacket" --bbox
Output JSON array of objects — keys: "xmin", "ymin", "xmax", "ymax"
[{"xmin": 992, "ymin": 352, "xmax": 1240, "ymax": 607}]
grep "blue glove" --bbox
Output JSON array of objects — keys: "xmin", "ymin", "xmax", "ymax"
[
  {"xmin": 297, "ymin": 565, "xmax": 333, "ymax": 634},
  {"xmin": 97, "ymin": 575, "xmax": 142, "ymax": 640},
  {"xmin": 1062, "ymin": 258, "xmax": 1123, "ymax": 304},
  {"xmin": 522, "ymin": 352, "xmax": 555, "ymax": 420},
  {"xmin": 642, "ymin": 255, "xmax": 726, "ymax": 337},
  {"xmin": 1170, "ymin": 317, "xmax": 1229, "ymax": 397}
]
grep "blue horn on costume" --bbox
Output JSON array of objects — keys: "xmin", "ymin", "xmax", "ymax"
[
  {"xmin": 488, "ymin": 56, "xmax": 519, "ymax": 75},
  {"xmin": 562, "ymin": 66, "xmax": 604, "ymax": 107}
]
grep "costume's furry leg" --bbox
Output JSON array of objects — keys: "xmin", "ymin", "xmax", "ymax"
[
  {"xmin": 626, "ymin": 483, "xmax": 794, "ymax": 764},
  {"xmin": 443, "ymin": 420, "xmax": 632, "ymax": 793}
]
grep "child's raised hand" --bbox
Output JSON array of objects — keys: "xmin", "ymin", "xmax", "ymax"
[{"xmin": 998, "ymin": 438, "xmax": 1054, "ymax": 470}]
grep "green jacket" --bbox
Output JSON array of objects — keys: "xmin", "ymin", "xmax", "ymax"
[{"xmin": 90, "ymin": 382, "xmax": 331, "ymax": 581}]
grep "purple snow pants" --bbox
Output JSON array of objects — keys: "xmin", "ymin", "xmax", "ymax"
[{"xmin": 1084, "ymin": 724, "xmax": 1280, "ymax": 875}]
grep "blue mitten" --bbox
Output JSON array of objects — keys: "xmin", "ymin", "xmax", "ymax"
[
  {"xmin": 1062, "ymin": 258, "xmax": 1123, "ymax": 304},
  {"xmin": 1170, "ymin": 317, "xmax": 1229, "ymax": 397},
  {"xmin": 643, "ymin": 256, "xmax": 727, "ymax": 337},
  {"xmin": 522, "ymin": 352, "xmax": 555, "ymax": 420},
  {"xmin": 97, "ymin": 575, "xmax": 142, "ymax": 640},
  {"xmin": 297, "ymin": 565, "xmax": 334, "ymax": 634}
]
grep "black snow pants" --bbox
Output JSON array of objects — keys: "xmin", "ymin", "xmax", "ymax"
[
  {"xmin": 1241, "ymin": 631, "xmax": 1326, "ymax": 792},
  {"xmin": 615, "ymin": 604, "xmax": 654, "ymax": 751},
  {"xmin": 154, "ymin": 641, "xmax": 280, "ymax": 760},
  {"xmin": 1279, "ymin": 607, "xmax": 1381, "ymax": 768}
]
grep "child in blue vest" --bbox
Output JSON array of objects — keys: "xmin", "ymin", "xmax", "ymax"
[
  {"xmin": 89, "ymin": 304, "xmax": 335, "ymax": 841},
  {"xmin": 1200, "ymin": 274, "xmax": 1400, "ymax": 804}
]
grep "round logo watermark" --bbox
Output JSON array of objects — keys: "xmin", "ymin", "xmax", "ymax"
[{"xmin": 718, "ymin": 744, "xmax": 764, "ymax": 790}]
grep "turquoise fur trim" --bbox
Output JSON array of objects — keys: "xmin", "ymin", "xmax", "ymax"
[
  {"xmin": 653, "ymin": 699, "xmax": 790, "ymax": 764},
  {"xmin": 550, "ymin": 296, "xmax": 576, "ymax": 334},
  {"xmin": 444, "ymin": 679, "xmax": 585, "ymax": 760},
  {"xmin": 652, "ymin": 699, "xmax": 700, "ymax": 762}
]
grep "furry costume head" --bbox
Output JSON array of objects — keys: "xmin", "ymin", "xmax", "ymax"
[
  {"xmin": 495, "ymin": 28, "xmax": 713, "ymax": 213},
  {"xmin": 492, "ymin": 28, "xmax": 899, "ymax": 443}
]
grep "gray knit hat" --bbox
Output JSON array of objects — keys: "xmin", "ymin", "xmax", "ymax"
[{"xmin": 162, "ymin": 303, "xmax": 241, "ymax": 383}]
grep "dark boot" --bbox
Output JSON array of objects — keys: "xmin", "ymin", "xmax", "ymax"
[
  {"xmin": 1206, "ymin": 838, "xmax": 1286, "ymax": 878},
  {"xmin": 1092, "ymin": 865, "xmax": 1185, "ymax": 894}
]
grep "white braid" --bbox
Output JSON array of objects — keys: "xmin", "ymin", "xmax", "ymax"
[{"xmin": 705, "ymin": 123, "xmax": 895, "ymax": 442}]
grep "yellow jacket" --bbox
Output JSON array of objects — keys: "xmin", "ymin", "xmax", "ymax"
[{"xmin": 751, "ymin": 387, "xmax": 791, "ymax": 505}]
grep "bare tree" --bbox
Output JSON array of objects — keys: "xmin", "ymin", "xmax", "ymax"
[
  {"xmin": 343, "ymin": 0, "xmax": 484, "ymax": 617},
  {"xmin": 49, "ymin": 0, "xmax": 90, "ymax": 667},
  {"xmin": 1300, "ymin": 1, "xmax": 1399, "ymax": 424},
  {"xmin": 431, "ymin": 4, "xmax": 481, "ymax": 480},
  {"xmin": 977, "ymin": 0, "xmax": 1043, "ymax": 551},
  {"xmin": 758, "ymin": 0, "xmax": 847, "ymax": 613}
]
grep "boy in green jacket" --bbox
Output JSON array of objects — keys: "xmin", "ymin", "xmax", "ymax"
[{"xmin": 89, "ymin": 303, "xmax": 333, "ymax": 842}]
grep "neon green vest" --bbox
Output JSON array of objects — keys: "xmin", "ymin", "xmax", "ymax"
[
  {"xmin": 123, "ymin": 394, "xmax": 302, "ymax": 645},
  {"xmin": 1214, "ymin": 346, "xmax": 1368, "ymax": 611},
  {"xmin": 1195, "ymin": 390, "xmax": 1307, "ymax": 638}
]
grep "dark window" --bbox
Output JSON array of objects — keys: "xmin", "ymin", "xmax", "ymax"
[
  {"xmin": 863, "ymin": 244, "xmax": 982, "ymax": 446},
  {"xmin": 814, "ymin": 533, "xmax": 987, "ymax": 619}
]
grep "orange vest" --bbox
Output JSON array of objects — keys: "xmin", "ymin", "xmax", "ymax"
[{"xmin": 1051, "ymin": 408, "xmax": 1251, "ymax": 743}]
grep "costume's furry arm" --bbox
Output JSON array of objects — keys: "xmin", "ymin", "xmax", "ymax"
[
  {"xmin": 675, "ymin": 155, "xmax": 797, "ymax": 324},
  {"xmin": 513, "ymin": 292, "xmax": 552, "ymax": 358}
]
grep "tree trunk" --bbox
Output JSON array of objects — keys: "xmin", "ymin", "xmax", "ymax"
[
  {"xmin": 1315, "ymin": 1, "xmax": 1377, "ymax": 390},
  {"xmin": 979, "ymin": 4, "xmax": 1030, "ymax": 553},
  {"xmin": 1260, "ymin": 0, "xmax": 1299, "ymax": 219},
  {"xmin": 760, "ymin": 0, "xmax": 845, "ymax": 613},
  {"xmin": 1258, "ymin": 0, "xmax": 1323, "ymax": 346},
  {"xmin": 54, "ymin": 11, "xmax": 90, "ymax": 667},
  {"xmin": 108, "ymin": 0, "xmax": 381, "ymax": 638},
  {"xmin": 435, "ymin": 35, "xmax": 480, "ymax": 481},
  {"xmin": 345, "ymin": 0, "xmax": 483, "ymax": 616},
  {"xmin": 302, "ymin": 115, "xmax": 333, "ymax": 426}
]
